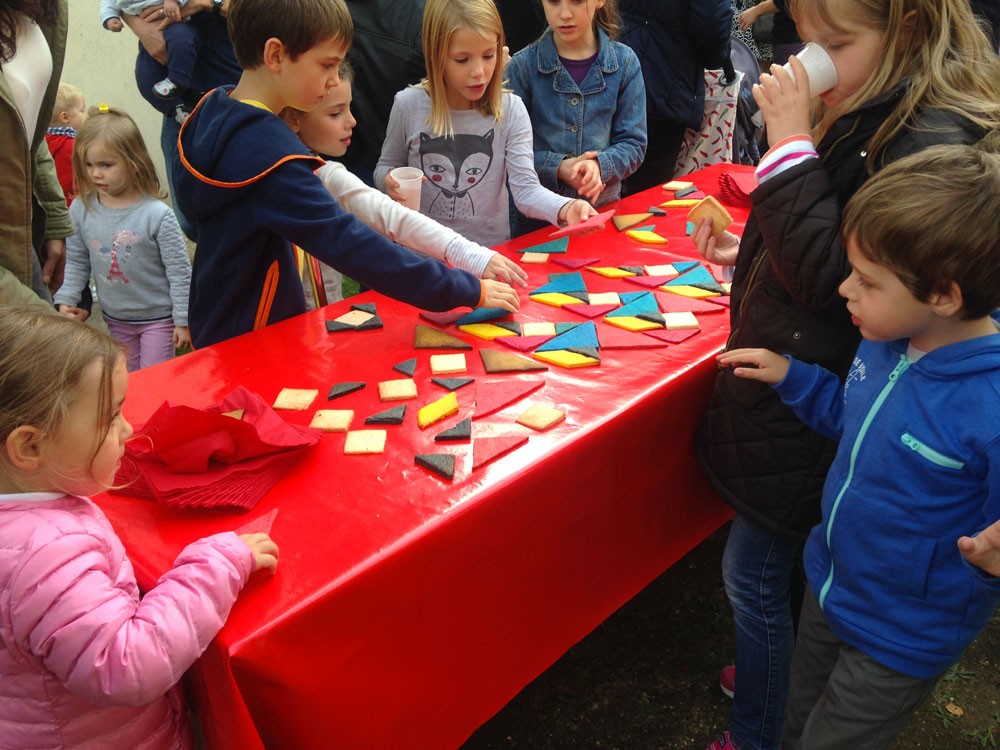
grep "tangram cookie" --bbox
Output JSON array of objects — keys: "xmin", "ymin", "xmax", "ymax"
[
  {"xmin": 626, "ymin": 229, "xmax": 668, "ymax": 245},
  {"xmin": 327, "ymin": 381, "xmax": 365, "ymax": 400},
  {"xmin": 585, "ymin": 292, "xmax": 620, "ymax": 306},
  {"xmin": 222, "ymin": 409, "xmax": 245, "ymax": 420},
  {"xmin": 663, "ymin": 311, "xmax": 700, "ymax": 330},
  {"xmin": 429, "ymin": 353, "xmax": 467, "ymax": 375},
  {"xmin": 456, "ymin": 307, "xmax": 509, "ymax": 325},
  {"xmin": 637, "ymin": 312, "xmax": 666, "ymax": 326},
  {"xmin": 547, "ymin": 208, "xmax": 615, "ymax": 238},
  {"xmin": 662, "ymin": 180, "xmax": 694, "ymax": 191},
  {"xmin": 533, "ymin": 349, "xmax": 600, "ymax": 368},
  {"xmin": 431, "ymin": 376, "xmax": 474, "ymax": 391},
  {"xmin": 472, "ymin": 435, "xmax": 529, "ymax": 471},
  {"xmin": 515, "ymin": 403, "xmax": 566, "ymax": 431},
  {"xmin": 673, "ymin": 185, "xmax": 698, "ymax": 198},
  {"xmin": 414, "ymin": 323, "xmax": 472, "ymax": 350},
  {"xmin": 273, "ymin": 388, "xmax": 318, "ymax": 410},
  {"xmin": 612, "ymin": 212, "xmax": 653, "ymax": 232},
  {"xmin": 480, "ymin": 349, "xmax": 548, "ymax": 373},
  {"xmin": 536, "ymin": 320, "xmax": 598, "ymax": 352},
  {"xmin": 419, "ymin": 309, "xmax": 468, "ymax": 327},
  {"xmin": 659, "ymin": 198, "xmax": 701, "ymax": 208},
  {"xmin": 553, "ymin": 256, "xmax": 601, "ymax": 269},
  {"xmin": 596, "ymin": 325, "xmax": 670, "ymax": 349},
  {"xmin": 647, "ymin": 206, "xmax": 667, "ymax": 216},
  {"xmin": 606, "ymin": 291, "xmax": 659, "ymax": 318},
  {"xmin": 344, "ymin": 430, "xmax": 387, "ymax": 455},
  {"xmin": 644, "ymin": 328, "xmax": 700, "ymax": 345},
  {"xmin": 587, "ymin": 266, "xmax": 636, "ymax": 279},
  {"xmin": 529, "ymin": 292, "xmax": 585, "ymax": 307},
  {"xmin": 520, "ymin": 252, "xmax": 549, "ymax": 264},
  {"xmin": 603, "ymin": 316, "xmax": 663, "ymax": 332},
  {"xmin": 659, "ymin": 285, "xmax": 720, "ymax": 299},
  {"xmin": 325, "ymin": 308, "xmax": 383, "ymax": 332},
  {"xmin": 565, "ymin": 304, "xmax": 619, "ymax": 320},
  {"xmin": 235, "ymin": 508, "xmax": 279, "ymax": 536},
  {"xmin": 435, "ymin": 417, "xmax": 472, "ymax": 442},
  {"xmin": 667, "ymin": 265, "xmax": 727, "ymax": 294},
  {"xmin": 329, "ymin": 309, "xmax": 371, "ymax": 326},
  {"xmin": 459, "ymin": 323, "xmax": 519, "ymax": 341},
  {"xmin": 378, "ymin": 378, "xmax": 418, "ymax": 401},
  {"xmin": 654, "ymin": 291, "xmax": 725, "ymax": 314},
  {"xmin": 494, "ymin": 321, "xmax": 522, "ymax": 335},
  {"xmin": 531, "ymin": 271, "xmax": 587, "ymax": 296},
  {"xmin": 521, "ymin": 321, "xmax": 557, "ymax": 337},
  {"xmin": 417, "ymin": 391, "xmax": 459, "ymax": 429},
  {"xmin": 644, "ymin": 264, "xmax": 678, "ymax": 278},
  {"xmin": 365, "ymin": 405, "xmax": 407, "ymax": 425},
  {"xmin": 474, "ymin": 378, "xmax": 546, "ymax": 419},
  {"xmin": 414, "ymin": 453, "xmax": 456, "ymax": 481},
  {"xmin": 516, "ymin": 236, "xmax": 569, "ymax": 254},
  {"xmin": 625, "ymin": 274, "xmax": 679, "ymax": 289},
  {"xmin": 309, "ymin": 409, "xmax": 354, "ymax": 432},
  {"xmin": 392, "ymin": 358, "xmax": 417, "ymax": 377},
  {"xmin": 687, "ymin": 195, "xmax": 733, "ymax": 237},
  {"xmin": 498, "ymin": 335, "xmax": 553, "ymax": 352}
]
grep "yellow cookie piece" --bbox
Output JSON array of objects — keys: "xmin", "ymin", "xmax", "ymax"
[
  {"xmin": 529, "ymin": 292, "xmax": 585, "ymax": 307},
  {"xmin": 659, "ymin": 199, "xmax": 702, "ymax": 208},
  {"xmin": 611, "ymin": 212, "xmax": 654, "ymax": 231},
  {"xmin": 603, "ymin": 316, "xmax": 663, "ymax": 332},
  {"xmin": 533, "ymin": 349, "xmax": 600, "ymax": 368},
  {"xmin": 587, "ymin": 266, "xmax": 637, "ymax": 278},
  {"xmin": 417, "ymin": 391, "xmax": 459, "ymax": 429},
  {"xmin": 515, "ymin": 403, "xmax": 566, "ymax": 431},
  {"xmin": 429, "ymin": 353, "xmax": 467, "ymax": 374},
  {"xmin": 659, "ymin": 284, "xmax": 720, "ymax": 299},
  {"xmin": 309, "ymin": 409, "xmax": 354, "ymax": 432},
  {"xmin": 377, "ymin": 378, "xmax": 418, "ymax": 401},
  {"xmin": 458, "ymin": 323, "xmax": 518, "ymax": 340},
  {"xmin": 625, "ymin": 229, "xmax": 668, "ymax": 244}
]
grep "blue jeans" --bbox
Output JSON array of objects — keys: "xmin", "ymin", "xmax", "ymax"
[{"xmin": 723, "ymin": 513, "xmax": 801, "ymax": 750}]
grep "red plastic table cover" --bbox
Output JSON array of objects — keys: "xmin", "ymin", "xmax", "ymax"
[{"xmin": 92, "ymin": 164, "xmax": 750, "ymax": 749}]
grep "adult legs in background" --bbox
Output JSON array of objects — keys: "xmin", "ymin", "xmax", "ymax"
[
  {"xmin": 161, "ymin": 115, "xmax": 197, "ymax": 241},
  {"xmin": 624, "ymin": 116, "xmax": 687, "ymax": 194},
  {"xmin": 722, "ymin": 513, "xmax": 799, "ymax": 750},
  {"xmin": 782, "ymin": 589, "xmax": 940, "ymax": 750}
]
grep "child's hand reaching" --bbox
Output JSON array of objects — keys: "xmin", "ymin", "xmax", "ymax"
[
  {"xmin": 557, "ymin": 151, "xmax": 604, "ymax": 203},
  {"xmin": 105, "ymin": 17, "xmax": 124, "ymax": 31},
  {"xmin": 753, "ymin": 57, "xmax": 813, "ymax": 146},
  {"xmin": 557, "ymin": 198, "xmax": 599, "ymax": 230},
  {"xmin": 57, "ymin": 304, "xmax": 91, "ymax": 322},
  {"xmin": 692, "ymin": 219, "xmax": 740, "ymax": 266},
  {"xmin": 173, "ymin": 326, "xmax": 192, "ymax": 351},
  {"xmin": 716, "ymin": 348, "xmax": 790, "ymax": 384},
  {"xmin": 958, "ymin": 520, "xmax": 1000, "ymax": 578},
  {"xmin": 163, "ymin": 0, "xmax": 182, "ymax": 22},
  {"xmin": 483, "ymin": 253, "xmax": 528, "ymax": 288},
  {"xmin": 479, "ymin": 279, "xmax": 520, "ymax": 313},
  {"xmin": 240, "ymin": 532, "xmax": 279, "ymax": 574}
]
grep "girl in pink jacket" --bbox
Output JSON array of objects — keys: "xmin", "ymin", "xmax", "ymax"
[{"xmin": 0, "ymin": 308, "xmax": 279, "ymax": 749}]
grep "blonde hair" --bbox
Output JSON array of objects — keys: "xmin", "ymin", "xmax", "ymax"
[
  {"xmin": 790, "ymin": 0, "xmax": 1000, "ymax": 165},
  {"xmin": 228, "ymin": 0, "xmax": 353, "ymax": 69},
  {"xmin": 50, "ymin": 82, "xmax": 83, "ymax": 127},
  {"xmin": 421, "ymin": 0, "xmax": 505, "ymax": 137},
  {"xmin": 842, "ymin": 136, "xmax": 1000, "ymax": 319},
  {"xmin": 72, "ymin": 106, "xmax": 164, "ymax": 207},
  {"xmin": 0, "ymin": 308, "xmax": 124, "ymax": 485}
]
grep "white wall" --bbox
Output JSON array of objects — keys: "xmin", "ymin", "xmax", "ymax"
[{"xmin": 64, "ymin": 3, "xmax": 170, "ymax": 194}]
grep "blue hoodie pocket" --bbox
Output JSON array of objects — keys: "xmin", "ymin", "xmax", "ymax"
[{"xmin": 900, "ymin": 433, "xmax": 965, "ymax": 470}]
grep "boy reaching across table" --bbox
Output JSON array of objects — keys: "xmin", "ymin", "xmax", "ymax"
[
  {"xmin": 717, "ymin": 140, "xmax": 1000, "ymax": 750},
  {"xmin": 175, "ymin": 0, "xmax": 518, "ymax": 348}
]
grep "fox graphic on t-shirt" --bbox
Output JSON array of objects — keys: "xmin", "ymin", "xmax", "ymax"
[{"xmin": 419, "ymin": 129, "xmax": 494, "ymax": 220}]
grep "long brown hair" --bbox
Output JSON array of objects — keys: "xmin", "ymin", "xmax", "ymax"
[
  {"xmin": 0, "ymin": 0, "xmax": 57, "ymax": 62},
  {"xmin": 790, "ymin": 0, "xmax": 1000, "ymax": 165}
]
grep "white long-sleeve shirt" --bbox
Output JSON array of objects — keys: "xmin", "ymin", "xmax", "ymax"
[{"xmin": 315, "ymin": 160, "xmax": 497, "ymax": 278}]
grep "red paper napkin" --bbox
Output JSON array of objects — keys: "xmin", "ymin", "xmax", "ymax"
[
  {"xmin": 718, "ymin": 171, "xmax": 757, "ymax": 207},
  {"xmin": 113, "ymin": 387, "xmax": 319, "ymax": 512}
]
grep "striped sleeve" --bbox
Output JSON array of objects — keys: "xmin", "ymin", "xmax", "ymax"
[{"xmin": 755, "ymin": 134, "xmax": 819, "ymax": 183}]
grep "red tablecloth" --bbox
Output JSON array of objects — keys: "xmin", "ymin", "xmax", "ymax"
[{"xmin": 93, "ymin": 164, "xmax": 749, "ymax": 749}]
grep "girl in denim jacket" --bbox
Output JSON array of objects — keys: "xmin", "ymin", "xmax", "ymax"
[{"xmin": 507, "ymin": 0, "xmax": 647, "ymax": 215}]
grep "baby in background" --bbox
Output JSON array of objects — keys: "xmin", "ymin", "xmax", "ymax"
[
  {"xmin": 45, "ymin": 82, "xmax": 88, "ymax": 206},
  {"xmin": 0, "ymin": 308, "xmax": 278, "ymax": 748},
  {"xmin": 280, "ymin": 59, "xmax": 527, "ymax": 306},
  {"xmin": 101, "ymin": 0, "xmax": 201, "ymax": 117},
  {"xmin": 718, "ymin": 141, "xmax": 1000, "ymax": 750}
]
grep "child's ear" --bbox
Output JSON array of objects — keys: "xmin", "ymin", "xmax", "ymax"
[
  {"xmin": 5, "ymin": 426, "xmax": 45, "ymax": 472},
  {"xmin": 263, "ymin": 37, "xmax": 289, "ymax": 71},
  {"xmin": 57, "ymin": 110, "xmax": 70, "ymax": 125},
  {"xmin": 929, "ymin": 280, "xmax": 964, "ymax": 318}
]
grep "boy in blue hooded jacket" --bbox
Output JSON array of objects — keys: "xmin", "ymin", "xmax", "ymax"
[
  {"xmin": 175, "ymin": 0, "xmax": 518, "ymax": 348},
  {"xmin": 717, "ymin": 140, "xmax": 1000, "ymax": 750}
]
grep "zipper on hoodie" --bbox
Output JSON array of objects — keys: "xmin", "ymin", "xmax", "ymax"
[
  {"xmin": 900, "ymin": 433, "xmax": 965, "ymax": 470},
  {"xmin": 817, "ymin": 354, "xmax": 911, "ymax": 609}
]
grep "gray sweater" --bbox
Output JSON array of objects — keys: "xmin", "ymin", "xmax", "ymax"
[
  {"xmin": 374, "ymin": 87, "xmax": 569, "ymax": 247},
  {"xmin": 55, "ymin": 196, "xmax": 190, "ymax": 325}
]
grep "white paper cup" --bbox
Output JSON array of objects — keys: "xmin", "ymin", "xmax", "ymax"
[
  {"xmin": 784, "ymin": 42, "xmax": 838, "ymax": 97},
  {"xmin": 390, "ymin": 166, "xmax": 423, "ymax": 211}
]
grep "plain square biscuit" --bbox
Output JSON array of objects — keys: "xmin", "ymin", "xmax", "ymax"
[
  {"xmin": 309, "ymin": 409, "xmax": 354, "ymax": 432},
  {"xmin": 378, "ymin": 378, "xmax": 418, "ymax": 401},
  {"xmin": 344, "ymin": 429, "xmax": 387, "ymax": 454},
  {"xmin": 273, "ymin": 388, "xmax": 318, "ymax": 410},
  {"xmin": 687, "ymin": 195, "xmax": 733, "ymax": 237}
]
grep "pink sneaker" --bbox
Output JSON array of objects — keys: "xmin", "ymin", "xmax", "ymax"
[
  {"xmin": 706, "ymin": 730, "xmax": 739, "ymax": 749},
  {"xmin": 719, "ymin": 665, "xmax": 736, "ymax": 699}
]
